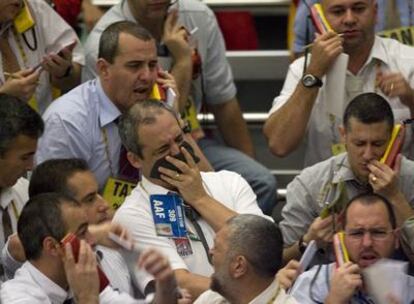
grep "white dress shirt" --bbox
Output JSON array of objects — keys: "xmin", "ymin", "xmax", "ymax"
[{"xmin": 113, "ymin": 170, "xmax": 269, "ymax": 290}]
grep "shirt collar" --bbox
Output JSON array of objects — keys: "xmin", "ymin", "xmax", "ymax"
[
  {"xmin": 141, "ymin": 176, "xmax": 171, "ymax": 195},
  {"xmin": 331, "ymin": 153, "xmax": 358, "ymax": 184},
  {"xmin": 121, "ymin": 0, "xmax": 138, "ymax": 23},
  {"xmin": 25, "ymin": 262, "xmax": 69, "ymax": 303},
  {"xmin": 96, "ymin": 79, "xmax": 122, "ymax": 128},
  {"xmin": 359, "ymin": 36, "xmax": 390, "ymax": 70},
  {"xmin": 249, "ymin": 279, "xmax": 281, "ymax": 304},
  {"xmin": 0, "ymin": 22, "xmax": 12, "ymax": 37}
]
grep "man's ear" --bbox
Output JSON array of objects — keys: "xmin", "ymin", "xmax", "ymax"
[
  {"xmin": 127, "ymin": 151, "xmax": 142, "ymax": 170},
  {"xmin": 43, "ymin": 236, "xmax": 61, "ymax": 257},
  {"xmin": 96, "ymin": 58, "xmax": 111, "ymax": 80},
  {"xmin": 339, "ymin": 125, "xmax": 347, "ymax": 144},
  {"xmin": 231, "ymin": 255, "xmax": 248, "ymax": 279}
]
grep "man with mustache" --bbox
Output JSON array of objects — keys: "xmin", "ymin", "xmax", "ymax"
[
  {"xmin": 114, "ymin": 100, "xmax": 268, "ymax": 298},
  {"xmin": 290, "ymin": 192, "xmax": 414, "ymax": 304},
  {"xmin": 265, "ymin": 0, "xmax": 414, "ymax": 168},
  {"xmin": 83, "ymin": 0, "xmax": 277, "ymax": 215},
  {"xmin": 279, "ymin": 93, "xmax": 414, "ymax": 263}
]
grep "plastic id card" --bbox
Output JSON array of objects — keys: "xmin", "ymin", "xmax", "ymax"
[{"xmin": 150, "ymin": 194, "xmax": 187, "ymax": 238}]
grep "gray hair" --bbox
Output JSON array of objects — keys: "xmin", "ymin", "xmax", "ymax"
[
  {"xmin": 226, "ymin": 214, "xmax": 283, "ymax": 278},
  {"xmin": 118, "ymin": 100, "xmax": 179, "ymax": 158}
]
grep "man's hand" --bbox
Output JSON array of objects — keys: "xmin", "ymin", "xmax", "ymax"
[
  {"xmin": 42, "ymin": 46, "xmax": 73, "ymax": 80},
  {"xmin": 0, "ymin": 68, "xmax": 41, "ymax": 101},
  {"xmin": 325, "ymin": 262, "xmax": 362, "ymax": 304},
  {"xmin": 156, "ymin": 69, "xmax": 179, "ymax": 108},
  {"xmin": 62, "ymin": 240, "xmax": 99, "ymax": 304},
  {"xmin": 163, "ymin": 10, "xmax": 192, "ymax": 61},
  {"xmin": 376, "ymin": 70, "xmax": 414, "ymax": 112},
  {"xmin": 88, "ymin": 221, "xmax": 131, "ymax": 249},
  {"xmin": 368, "ymin": 158, "xmax": 400, "ymax": 198},
  {"xmin": 306, "ymin": 31, "xmax": 343, "ymax": 78},
  {"xmin": 159, "ymin": 146, "xmax": 209, "ymax": 206},
  {"xmin": 138, "ymin": 248, "xmax": 175, "ymax": 283},
  {"xmin": 276, "ymin": 260, "xmax": 301, "ymax": 290},
  {"xmin": 303, "ymin": 215, "xmax": 334, "ymax": 246}
]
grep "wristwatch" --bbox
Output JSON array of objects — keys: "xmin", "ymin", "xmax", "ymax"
[
  {"xmin": 302, "ymin": 74, "xmax": 323, "ymax": 88},
  {"xmin": 298, "ymin": 235, "xmax": 308, "ymax": 254}
]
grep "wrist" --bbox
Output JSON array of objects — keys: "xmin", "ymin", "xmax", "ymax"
[
  {"xmin": 76, "ymin": 293, "xmax": 99, "ymax": 304},
  {"xmin": 55, "ymin": 64, "xmax": 72, "ymax": 79}
]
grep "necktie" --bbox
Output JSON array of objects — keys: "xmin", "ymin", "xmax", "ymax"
[
  {"xmin": 1, "ymin": 203, "xmax": 13, "ymax": 243},
  {"xmin": 0, "ymin": 31, "xmax": 20, "ymax": 75},
  {"xmin": 183, "ymin": 203, "xmax": 212, "ymax": 265},
  {"xmin": 118, "ymin": 145, "xmax": 140, "ymax": 182}
]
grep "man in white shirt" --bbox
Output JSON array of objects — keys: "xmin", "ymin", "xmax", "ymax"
[
  {"xmin": 0, "ymin": 192, "xmax": 179, "ymax": 304},
  {"xmin": 264, "ymin": 0, "xmax": 414, "ymax": 167},
  {"xmin": 114, "ymin": 101, "xmax": 268, "ymax": 298},
  {"xmin": 4, "ymin": 158, "xmax": 180, "ymax": 300},
  {"xmin": 195, "ymin": 214, "xmax": 297, "ymax": 304},
  {"xmin": 0, "ymin": 94, "xmax": 43, "ymax": 280}
]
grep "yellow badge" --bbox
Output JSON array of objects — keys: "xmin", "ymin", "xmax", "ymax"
[
  {"xmin": 378, "ymin": 26, "xmax": 414, "ymax": 46},
  {"xmin": 13, "ymin": 0, "xmax": 35, "ymax": 34},
  {"xmin": 331, "ymin": 143, "xmax": 346, "ymax": 156},
  {"xmin": 181, "ymin": 97, "xmax": 201, "ymax": 132},
  {"xmin": 103, "ymin": 177, "xmax": 137, "ymax": 210},
  {"xmin": 28, "ymin": 95, "xmax": 39, "ymax": 112}
]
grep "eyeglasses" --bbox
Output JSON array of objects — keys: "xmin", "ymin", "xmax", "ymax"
[{"xmin": 344, "ymin": 228, "xmax": 394, "ymax": 241}]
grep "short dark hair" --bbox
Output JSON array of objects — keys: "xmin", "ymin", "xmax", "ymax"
[
  {"xmin": 29, "ymin": 158, "xmax": 90, "ymax": 198},
  {"xmin": 344, "ymin": 192, "xmax": 397, "ymax": 229},
  {"xmin": 343, "ymin": 92, "xmax": 394, "ymax": 132},
  {"xmin": 98, "ymin": 21, "xmax": 154, "ymax": 63},
  {"xmin": 0, "ymin": 94, "xmax": 44, "ymax": 156},
  {"xmin": 118, "ymin": 100, "xmax": 179, "ymax": 158},
  {"xmin": 18, "ymin": 192, "xmax": 80, "ymax": 260},
  {"xmin": 226, "ymin": 214, "xmax": 283, "ymax": 278}
]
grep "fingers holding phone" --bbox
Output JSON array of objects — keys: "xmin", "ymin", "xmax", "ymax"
[
  {"xmin": 156, "ymin": 68, "xmax": 179, "ymax": 108},
  {"xmin": 367, "ymin": 158, "xmax": 401, "ymax": 198},
  {"xmin": 62, "ymin": 240, "xmax": 100, "ymax": 304},
  {"xmin": 42, "ymin": 42, "xmax": 76, "ymax": 79}
]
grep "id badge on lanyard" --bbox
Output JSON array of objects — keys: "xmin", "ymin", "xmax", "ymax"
[{"xmin": 150, "ymin": 194, "xmax": 193, "ymax": 256}]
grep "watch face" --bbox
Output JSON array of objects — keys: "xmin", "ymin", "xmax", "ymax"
[{"xmin": 304, "ymin": 75, "xmax": 317, "ymax": 87}]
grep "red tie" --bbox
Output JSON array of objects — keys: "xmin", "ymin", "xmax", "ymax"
[{"xmin": 118, "ymin": 145, "xmax": 140, "ymax": 182}]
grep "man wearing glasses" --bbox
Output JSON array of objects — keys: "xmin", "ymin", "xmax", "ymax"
[
  {"xmin": 290, "ymin": 192, "xmax": 414, "ymax": 304},
  {"xmin": 280, "ymin": 92, "xmax": 414, "ymax": 264}
]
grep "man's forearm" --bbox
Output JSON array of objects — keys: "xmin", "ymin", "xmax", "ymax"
[
  {"xmin": 171, "ymin": 58, "xmax": 192, "ymax": 113},
  {"xmin": 175, "ymin": 269, "xmax": 210, "ymax": 299},
  {"xmin": 210, "ymin": 98, "xmax": 255, "ymax": 157},
  {"xmin": 51, "ymin": 63, "xmax": 82, "ymax": 92},
  {"xmin": 282, "ymin": 242, "xmax": 302, "ymax": 265},
  {"xmin": 264, "ymin": 83, "xmax": 319, "ymax": 157},
  {"xmin": 192, "ymin": 196, "xmax": 237, "ymax": 232}
]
